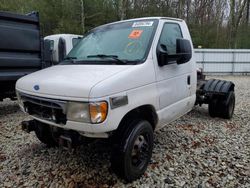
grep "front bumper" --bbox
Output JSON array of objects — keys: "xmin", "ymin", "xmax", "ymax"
[
  {"xmin": 31, "ymin": 116, "xmax": 110, "ymax": 138},
  {"xmin": 17, "ymin": 92, "xmax": 112, "ymax": 138}
]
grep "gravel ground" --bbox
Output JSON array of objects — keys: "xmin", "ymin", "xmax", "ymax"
[{"xmin": 0, "ymin": 76, "xmax": 249, "ymax": 188}]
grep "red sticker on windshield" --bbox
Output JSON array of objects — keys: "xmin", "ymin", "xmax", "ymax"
[{"xmin": 128, "ymin": 30, "xmax": 143, "ymax": 39}]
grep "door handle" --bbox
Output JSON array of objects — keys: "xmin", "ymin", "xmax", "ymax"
[{"xmin": 187, "ymin": 75, "xmax": 191, "ymax": 85}]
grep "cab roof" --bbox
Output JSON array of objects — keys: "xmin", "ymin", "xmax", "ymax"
[
  {"xmin": 122, "ymin": 17, "xmax": 183, "ymax": 22},
  {"xmin": 94, "ymin": 17, "xmax": 184, "ymax": 31},
  {"xmin": 110, "ymin": 17, "xmax": 183, "ymax": 25},
  {"xmin": 44, "ymin": 34, "xmax": 82, "ymax": 40}
]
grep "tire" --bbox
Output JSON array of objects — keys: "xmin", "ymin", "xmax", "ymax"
[
  {"xmin": 34, "ymin": 121, "xmax": 58, "ymax": 147},
  {"xmin": 220, "ymin": 91, "xmax": 235, "ymax": 119},
  {"xmin": 111, "ymin": 119, "xmax": 154, "ymax": 182},
  {"xmin": 208, "ymin": 91, "xmax": 235, "ymax": 119},
  {"xmin": 208, "ymin": 98, "xmax": 219, "ymax": 117}
]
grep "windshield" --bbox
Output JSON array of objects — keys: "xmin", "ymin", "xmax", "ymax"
[{"xmin": 65, "ymin": 19, "xmax": 158, "ymax": 64}]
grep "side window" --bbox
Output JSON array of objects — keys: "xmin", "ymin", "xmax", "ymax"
[
  {"xmin": 72, "ymin": 38, "xmax": 82, "ymax": 47},
  {"xmin": 159, "ymin": 23, "xmax": 183, "ymax": 55},
  {"xmin": 49, "ymin": 40, "xmax": 54, "ymax": 51}
]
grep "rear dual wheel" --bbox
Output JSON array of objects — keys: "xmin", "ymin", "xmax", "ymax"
[
  {"xmin": 208, "ymin": 99, "xmax": 219, "ymax": 118},
  {"xmin": 208, "ymin": 91, "xmax": 235, "ymax": 119},
  {"xmin": 222, "ymin": 91, "xmax": 235, "ymax": 119}
]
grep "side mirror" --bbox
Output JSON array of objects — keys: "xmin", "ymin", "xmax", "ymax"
[
  {"xmin": 175, "ymin": 38, "xmax": 192, "ymax": 65},
  {"xmin": 157, "ymin": 38, "xmax": 192, "ymax": 66},
  {"xmin": 58, "ymin": 37, "xmax": 66, "ymax": 63}
]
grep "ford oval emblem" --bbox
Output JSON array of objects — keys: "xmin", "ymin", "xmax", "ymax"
[{"xmin": 34, "ymin": 85, "xmax": 40, "ymax": 91}]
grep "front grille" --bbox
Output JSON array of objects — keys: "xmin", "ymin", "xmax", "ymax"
[{"xmin": 20, "ymin": 93, "xmax": 67, "ymax": 125}]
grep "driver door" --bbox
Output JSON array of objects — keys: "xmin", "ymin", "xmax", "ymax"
[{"xmin": 154, "ymin": 22, "xmax": 193, "ymax": 128}]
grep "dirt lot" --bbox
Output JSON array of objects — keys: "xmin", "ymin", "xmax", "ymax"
[{"xmin": 0, "ymin": 76, "xmax": 249, "ymax": 188}]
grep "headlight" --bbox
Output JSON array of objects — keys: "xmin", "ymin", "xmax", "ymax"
[
  {"xmin": 67, "ymin": 102, "xmax": 90, "ymax": 123},
  {"xmin": 66, "ymin": 101, "xmax": 108, "ymax": 124},
  {"xmin": 89, "ymin": 101, "xmax": 108, "ymax": 124}
]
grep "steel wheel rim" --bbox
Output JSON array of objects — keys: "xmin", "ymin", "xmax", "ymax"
[{"xmin": 131, "ymin": 133, "xmax": 150, "ymax": 168}]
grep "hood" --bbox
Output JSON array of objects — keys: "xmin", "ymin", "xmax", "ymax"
[{"xmin": 16, "ymin": 65, "xmax": 131, "ymax": 99}]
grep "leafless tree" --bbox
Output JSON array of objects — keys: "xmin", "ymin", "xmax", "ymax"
[
  {"xmin": 229, "ymin": 0, "xmax": 247, "ymax": 48},
  {"xmin": 80, "ymin": 0, "xmax": 85, "ymax": 33}
]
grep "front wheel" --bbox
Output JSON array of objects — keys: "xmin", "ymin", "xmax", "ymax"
[{"xmin": 111, "ymin": 119, "xmax": 154, "ymax": 182}]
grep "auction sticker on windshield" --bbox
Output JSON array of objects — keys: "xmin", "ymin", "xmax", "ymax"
[
  {"xmin": 129, "ymin": 30, "xmax": 143, "ymax": 39},
  {"xmin": 132, "ymin": 21, "xmax": 154, "ymax": 27}
]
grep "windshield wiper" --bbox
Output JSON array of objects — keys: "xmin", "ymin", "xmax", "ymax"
[
  {"xmin": 64, "ymin": 56, "xmax": 78, "ymax": 64},
  {"xmin": 65, "ymin": 56, "xmax": 77, "ymax": 60},
  {"xmin": 87, "ymin": 54, "xmax": 127, "ymax": 64}
]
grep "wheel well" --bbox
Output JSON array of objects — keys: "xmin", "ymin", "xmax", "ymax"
[{"xmin": 117, "ymin": 105, "xmax": 158, "ymax": 131}]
